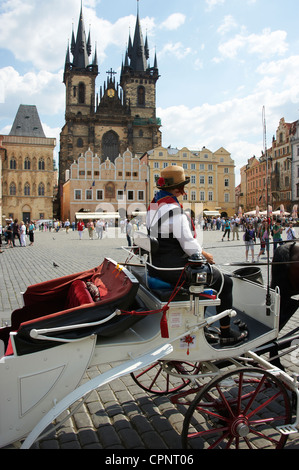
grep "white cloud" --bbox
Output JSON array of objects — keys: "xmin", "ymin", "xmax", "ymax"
[
  {"xmin": 160, "ymin": 13, "xmax": 186, "ymax": 31},
  {"xmin": 158, "ymin": 42, "xmax": 192, "ymax": 60},
  {"xmin": 217, "ymin": 28, "xmax": 288, "ymax": 61},
  {"xmin": 217, "ymin": 15, "xmax": 238, "ymax": 35},
  {"xmin": 0, "ymin": 66, "xmax": 64, "ymax": 116},
  {"xmin": 205, "ymin": 0, "xmax": 225, "ymax": 11}
]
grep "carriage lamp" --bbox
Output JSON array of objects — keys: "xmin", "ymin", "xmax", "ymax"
[{"xmin": 185, "ymin": 254, "xmax": 213, "ymax": 288}]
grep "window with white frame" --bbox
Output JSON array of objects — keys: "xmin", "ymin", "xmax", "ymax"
[
  {"xmin": 154, "ymin": 161, "xmax": 159, "ymax": 169},
  {"xmin": 86, "ymin": 189, "xmax": 92, "ymax": 200},
  {"xmin": 224, "ymin": 193, "xmax": 229, "ymax": 203},
  {"xmin": 75, "ymin": 190, "xmax": 82, "ymax": 200},
  {"xmin": 208, "ymin": 164, "xmax": 213, "ymax": 171},
  {"xmin": 97, "ymin": 190, "xmax": 104, "ymax": 200},
  {"xmin": 191, "ymin": 163, "xmax": 196, "ymax": 170},
  {"xmin": 138, "ymin": 190, "xmax": 144, "ymax": 200},
  {"xmin": 200, "ymin": 175, "xmax": 205, "ymax": 184},
  {"xmin": 191, "ymin": 191, "xmax": 196, "ymax": 201},
  {"xmin": 224, "ymin": 178, "xmax": 229, "ymax": 187},
  {"xmin": 200, "ymin": 191, "xmax": 205, "ymax": 201},
  {"xmin": 208, "ymin": 191, "xmax": 213, "ymax": 201},
  {"xmin": 200, "ymin": 164, "xmax": 205, "ymax": 170},
  {"xmin": 182, "ymin": 163, "xmax": 188, "ymax": 169},
  {"xmin": 208, "ymin": 176, "xmax": 213, "ymax": 185},
  {"xmin": 191, "ymin": 175, "xmax": 196, "ymax": 184},
  {"xmin": 128, "ymin": 190, "xmax": 134, "ymax": 201},
  {"xmin": 117, "ymin": 190, "xmax": 124, "ymax": 200}
]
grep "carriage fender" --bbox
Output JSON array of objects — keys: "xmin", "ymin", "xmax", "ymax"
[{"xmin": 21, "ymin": 342, "xmax": 173, "ymax": 449}]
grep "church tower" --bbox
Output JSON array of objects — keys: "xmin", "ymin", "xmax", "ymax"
[
  {"xmin": 59, "ymin": 1, "xmax": 161, "ymax": 206},
  {"xmin": 120, "ymin": 1, "xmax": 161, "ymax": 156}
]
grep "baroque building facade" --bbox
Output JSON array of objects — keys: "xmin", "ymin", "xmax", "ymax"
[
  {"xmin": 59, "ymin": 3, "xmax": 161, "ymax": 213},
  {"xmin": 141, "ymin": 145, "xmax": 236, "ymax": 217},
  {"xmin": 2, "ymin": 105, "xmax": 56, "ymax": 223},
  {"xmin": 241, "ymin": 117, "xmax": 297, "ymax": 214}
]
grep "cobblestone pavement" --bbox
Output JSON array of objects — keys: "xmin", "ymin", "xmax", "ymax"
[{"xmin": 1, "ymin": 225, "xmax": 299, "ymax": 450}]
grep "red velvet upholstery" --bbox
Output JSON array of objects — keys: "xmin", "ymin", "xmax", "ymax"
[{"xmin": 65, "ymin": 280, "xmax": 93, "ymax": 309}]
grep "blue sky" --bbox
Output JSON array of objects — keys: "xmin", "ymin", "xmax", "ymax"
[{"xmin": 1, "ymin": 0, "xmax": 299, "ymax": 184}]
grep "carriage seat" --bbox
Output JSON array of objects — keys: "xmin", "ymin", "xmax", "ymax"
[{"xmin": 65, "ymin": 280, "xmax": 93, "ymax": 309}]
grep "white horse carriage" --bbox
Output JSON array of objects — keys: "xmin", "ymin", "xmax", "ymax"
[{"xmin": 0, "ymin": 233, "xmax": 299, "ymax": 449}]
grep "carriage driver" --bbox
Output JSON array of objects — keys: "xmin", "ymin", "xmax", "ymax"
[{"xmin": 147, "ymin": 165, "xmax": 247, "ymax": 345}]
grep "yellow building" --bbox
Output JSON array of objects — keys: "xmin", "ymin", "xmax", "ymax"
[
  {"xmin": 62, "ymin": 148, "xmax": 148, "ymax": 222},
  {"xmin": 141, "ymin": 146, "xmax": 235, "ymax": 217},
  {"xmin": 2, "ymin": 105, "xmax": 56, "ymax": 223}
]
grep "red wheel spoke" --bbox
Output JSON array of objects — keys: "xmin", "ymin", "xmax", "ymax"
[
  {"xmin": 195, "ymin": 403, "xmax": 231, "ymax": 423},
  {"xmin": 248, "ymin": 427, "xmax": 282, "ymax": 446},
  {"xmin": 243, "ymin": 374, "xmax": 267, "ymax": 415},
  {"xmin": 215, "ymin": 384, "xmax": 235, "ymax": 419},
  {"xmin": 134, "ymin": 362, "xmax": 160, "ymax": 379},
  {"xmin": 236, "ymin": 372, "xmax": 244, "ymax": 415},
  {"xmin": 246, "ymin": 390, "xmax": 284, "ymax": 420}
]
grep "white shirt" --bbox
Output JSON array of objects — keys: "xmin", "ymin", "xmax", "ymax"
[
  {"xmin": 147, "ymin": 202, "xmax": 202, "ymax": 257},
  {"xmin": 286, "ymin": 226, "xmax": 296, "ymax": 240}
]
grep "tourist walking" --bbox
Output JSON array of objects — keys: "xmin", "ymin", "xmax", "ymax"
[
  {"xmin": 77, "ymin": 220, "xmax": 84, "ymax": 240},
  {"xmin": 257, "ymin": 220, "xmax": 270, "ymax": 262},
  {"xmin": 20, "ymin": 221, "xmax": 27, "ymax": 247},
  {"xmin": 95, "ymin": 219, "xmax": 104, "ymax": 239},
  {"xmin": 12, "ymin": 219, "xmax": 21, "ymax": 247},
  {"xmin": 222, "ymin": 218, "xmax": 231, "ymax": 241},
  {"xmin": 272, "ymin": 219, "xmax": 284, "ymax": 254},
  {"xmin": 244, "ymin": 223, "xmax": 256, "ymax": 263},
  {"xmin": 87, "ymin": 220, "xmax": 94, "ymax": 239},
  {"xmin": 286, "ymin": 222, "xmax": 296, "ymax": 241},
  {"xmin": 126, "ymin": 219, "xmax": 132, "ymax": 246},
  {"xmin": 29, "ymin": 221, "xmax": 35, "ymax": 246}
]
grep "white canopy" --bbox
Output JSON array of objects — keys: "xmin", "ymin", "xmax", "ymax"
[
  {"xmin": 75, "ymin": 212, "xmax": 120, "ymax": 220},
  {"xmin": 203, "ymin": 211, "xmax": 221, "ymax": 217}
]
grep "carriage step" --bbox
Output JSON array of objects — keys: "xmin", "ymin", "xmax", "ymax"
[{"xmin": 276, "ymin": 424, "xmax": 298, "ymax": 435}]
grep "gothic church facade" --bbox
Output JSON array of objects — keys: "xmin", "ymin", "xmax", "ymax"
[{"xmin": 59, "ymin": 3, "xmax": 162, "ymax": 201}]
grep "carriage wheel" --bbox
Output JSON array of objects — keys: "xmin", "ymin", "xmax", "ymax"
[
  {"xmin": 182, "ymin": 367, "xmax": 292, "ymax": 449},
  {"xmin": 130, "ymin": 361, "xmax": 201, "ymax": 395}
]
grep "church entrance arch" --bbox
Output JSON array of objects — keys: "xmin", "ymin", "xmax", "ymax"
[{"xmin": 102, "ymin": 131, "xmax": 119, "ymax": 163}]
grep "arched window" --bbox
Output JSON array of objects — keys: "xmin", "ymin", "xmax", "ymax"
[
  {"xmin": 137, "ymin": 86, "xmax": 145, "ymax": 106},
  {"xmin": 38, "ymin": 158, "xmax": 45, "ymax": 170},
  {"xmin": 38, "ymin": 183, "xmax": 45, "ymax": 196},
  {"xmin": 9, "ymin": 183, "xmax": 16, "ymax": 196},
  {"xmin": 24, "ymin": 183, "xmax": 30, "ymax": 196},
  {"xmin": 78, "ymin": 82, "xmax": 85, "ymax": 104},
  {"xmin": 102, "ymin": 131, "xmax": 119, "ymax": 163},
  {"xmin": 10, "ymin": 158, "xmax": 17, "ymax": 170},
  {"xmin": 77, "ymin": 138, "xmax": 84, "ymax": 148},
  {"xmin": 24, "ymin": 157, "xmax": 31, "ymax": 170}
]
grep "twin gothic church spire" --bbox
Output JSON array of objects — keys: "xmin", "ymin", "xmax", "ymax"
[
  {"xmin": 64, "ymin": 1, "xmax": 97, "ymax": 73},
  {"xmin": 64, "ymin": 1, "xmax": 158, "ymax": 77}
]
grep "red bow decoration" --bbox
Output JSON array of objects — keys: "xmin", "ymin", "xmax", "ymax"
[{"xmin": 157, "ymin": 177, "xmax": 165, "ymax": 187}]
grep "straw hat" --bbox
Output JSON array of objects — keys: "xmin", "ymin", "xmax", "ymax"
[{"xmin": 156, "ymin": 165, "xmax": 190, "ymax": 190}]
